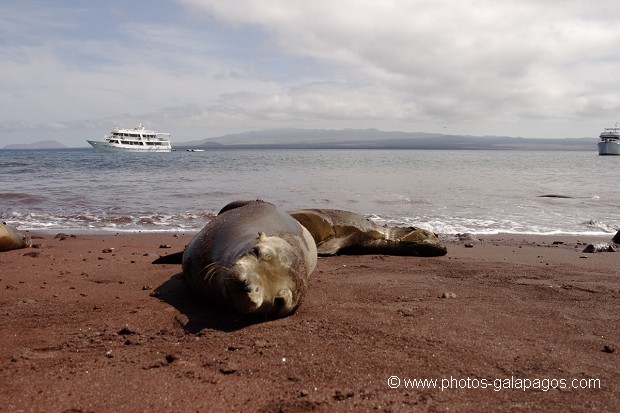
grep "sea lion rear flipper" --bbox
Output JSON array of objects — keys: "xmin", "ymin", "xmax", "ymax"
[{"xmin": 152, "ymin": 251, "xmax": 184, "ymax": 264}]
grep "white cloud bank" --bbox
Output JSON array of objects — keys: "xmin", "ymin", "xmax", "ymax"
[{"xmin": 2, "ymin": 0, "xmax": 620, "ymax": 145}]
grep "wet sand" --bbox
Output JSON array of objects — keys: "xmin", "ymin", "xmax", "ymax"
[{"xmin": 1, "ymin": 232, "xmax": 618, "ymax": 412}]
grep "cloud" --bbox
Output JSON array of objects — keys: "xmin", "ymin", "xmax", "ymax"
[
  {"xmin": 181, "ymin": 0, "xmax": 620, "ymax": 128},
  {"xmin": 2, "ymin": 0, "xmax": 620, "ymax": 145},
  {"xmin": 0, "ymin": 2, "xmax": 281, "ymax": 140}
]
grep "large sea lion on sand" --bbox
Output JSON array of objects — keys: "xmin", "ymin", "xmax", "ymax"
[
  {"xmin": 0, "ymin": 222, "xmax": 31, "ymax": 252},
  {"xmin": 164, "ymin": 200, "xmax": 317, "ymax": 317},
  {"xmin": 288, "ymin": 209, "xmax": 447, "ymax": 256}
]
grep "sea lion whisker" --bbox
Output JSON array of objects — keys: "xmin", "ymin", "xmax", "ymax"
[{"xmin": 200, "ymin": 262, "xmax": 228, "ymax": 285}]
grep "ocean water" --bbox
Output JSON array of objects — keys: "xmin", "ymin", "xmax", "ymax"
[{"xmin": 0, "ymin": 148, "xmax": 618, "ymax": 235}]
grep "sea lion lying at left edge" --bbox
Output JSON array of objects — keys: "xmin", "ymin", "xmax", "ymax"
[
  {"xmin": 288, "ymin": 209, "xmax": 447, "ymax": 257},
  {"xmin": 156, "ymin": 200, "xmax": 317, "ymax": 318},
  {"xmin": 0, "ymin": 222, "xmax": 31, "ymax": 252}
]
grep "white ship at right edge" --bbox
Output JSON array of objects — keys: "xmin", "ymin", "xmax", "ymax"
[{"xmin": 598, "ymin": 122, "xmax": 620, "ymax": 155}]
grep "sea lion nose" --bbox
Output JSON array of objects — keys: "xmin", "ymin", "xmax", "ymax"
[
  {"xmin": 274, "ymin": 289, "xmax": 292, "ymax": 309},
  {"xmin": 274, "ymin": 296, "xmax": 286, "ymax": 309}
]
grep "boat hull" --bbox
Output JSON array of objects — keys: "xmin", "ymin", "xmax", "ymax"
[
  {"xmin": 87, "ymin": 140, "xmax": 172, "ymax": 152},
  {"xmin": 598, "ymin": 141, "xmax": 620, "ymax": 155}
]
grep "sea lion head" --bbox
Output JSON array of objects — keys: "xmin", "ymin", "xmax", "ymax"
[{"xmin": 212, "ymin": 232, "xmax": 306, "ymax": 317}]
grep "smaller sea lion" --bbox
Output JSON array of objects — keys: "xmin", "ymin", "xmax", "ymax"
[
  {"xmin": 0, "ymin": 222, "xmax": 31, "ymax": 252},
  {"xmin": 289, "ymin": 209, "xmax": 447, "ymax": 256}
]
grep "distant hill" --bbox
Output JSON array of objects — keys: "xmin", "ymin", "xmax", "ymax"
[
  {"xmin": 3, "ymin": 140, "xmax": 68, "ymax": 150},
  {"xmin": 175, "ymin": 128, "xmax": 596, "ymax": 151}
]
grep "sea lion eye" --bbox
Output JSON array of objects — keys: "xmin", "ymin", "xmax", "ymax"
[
  {"xmin": 249, "ymin": 247, "xmax": 260, "ymax": 257},
  {"xmin": 236, "ymin": 280, "xmax": 255, "ymax": 294}
]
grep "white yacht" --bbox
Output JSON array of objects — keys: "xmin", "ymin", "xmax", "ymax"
[
  {"xmin": 598, "ymin": 123, "xmax": 620, "ymax": 155},
  {"xmin": 87, "ymin": 124, "xmax": 172, "ymax": 152}
]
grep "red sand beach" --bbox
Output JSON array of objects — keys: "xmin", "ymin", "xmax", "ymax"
[{"xmin": 1, "ymin": 232, "xmax": 618, "ymax": 412}]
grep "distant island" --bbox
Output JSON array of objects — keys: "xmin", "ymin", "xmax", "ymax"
[
  {"xmin": 3, "ymin": 140, "xmax": 67, "ymax": 150},
  {"xmin": 1, "ymin": 128, "xmax": 597, "ymax": 151},
  {"xmin": 175, "ymin": 128, "xmax": 596, "ymax": 151}
]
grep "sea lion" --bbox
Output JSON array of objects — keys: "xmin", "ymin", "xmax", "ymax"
[
  {"xmin": 288, "ymin": 209, "xmax": 447, "ymax": 256},
  {"xmin": 179, "ymin": 200, "xmax": 317, "ymax": 317},
  {"xmin": 0, "ymin": 222, "xmax": 31, "ymax": 252}
]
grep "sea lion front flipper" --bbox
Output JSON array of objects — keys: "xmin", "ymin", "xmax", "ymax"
[
  {"xmin": 152, "ymin": 251, "xmax": 184, "ymax": 264},
  {"xmin": 315, "ymin": 239, "xmax": 345, "ymax": 256},
  {"xmin": 288, "ymin": 210, "xmax": 335, "ymax": 244},
  {"xmin": 384, "ymin": 226, "xmax": 418, "ymax": 240}
]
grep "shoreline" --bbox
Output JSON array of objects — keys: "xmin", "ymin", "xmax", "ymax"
[
  {"xmin": 21, "ymin": 227, "xmax": 620, "ymax": 238},
  {"xmin": 1, "ymin": 231, "xmax": 618, "ymax": 411}
]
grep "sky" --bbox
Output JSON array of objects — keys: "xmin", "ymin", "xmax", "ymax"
[{"xmin": 2, "ymin": 0, "xmax": 620, "ymax": 147}]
